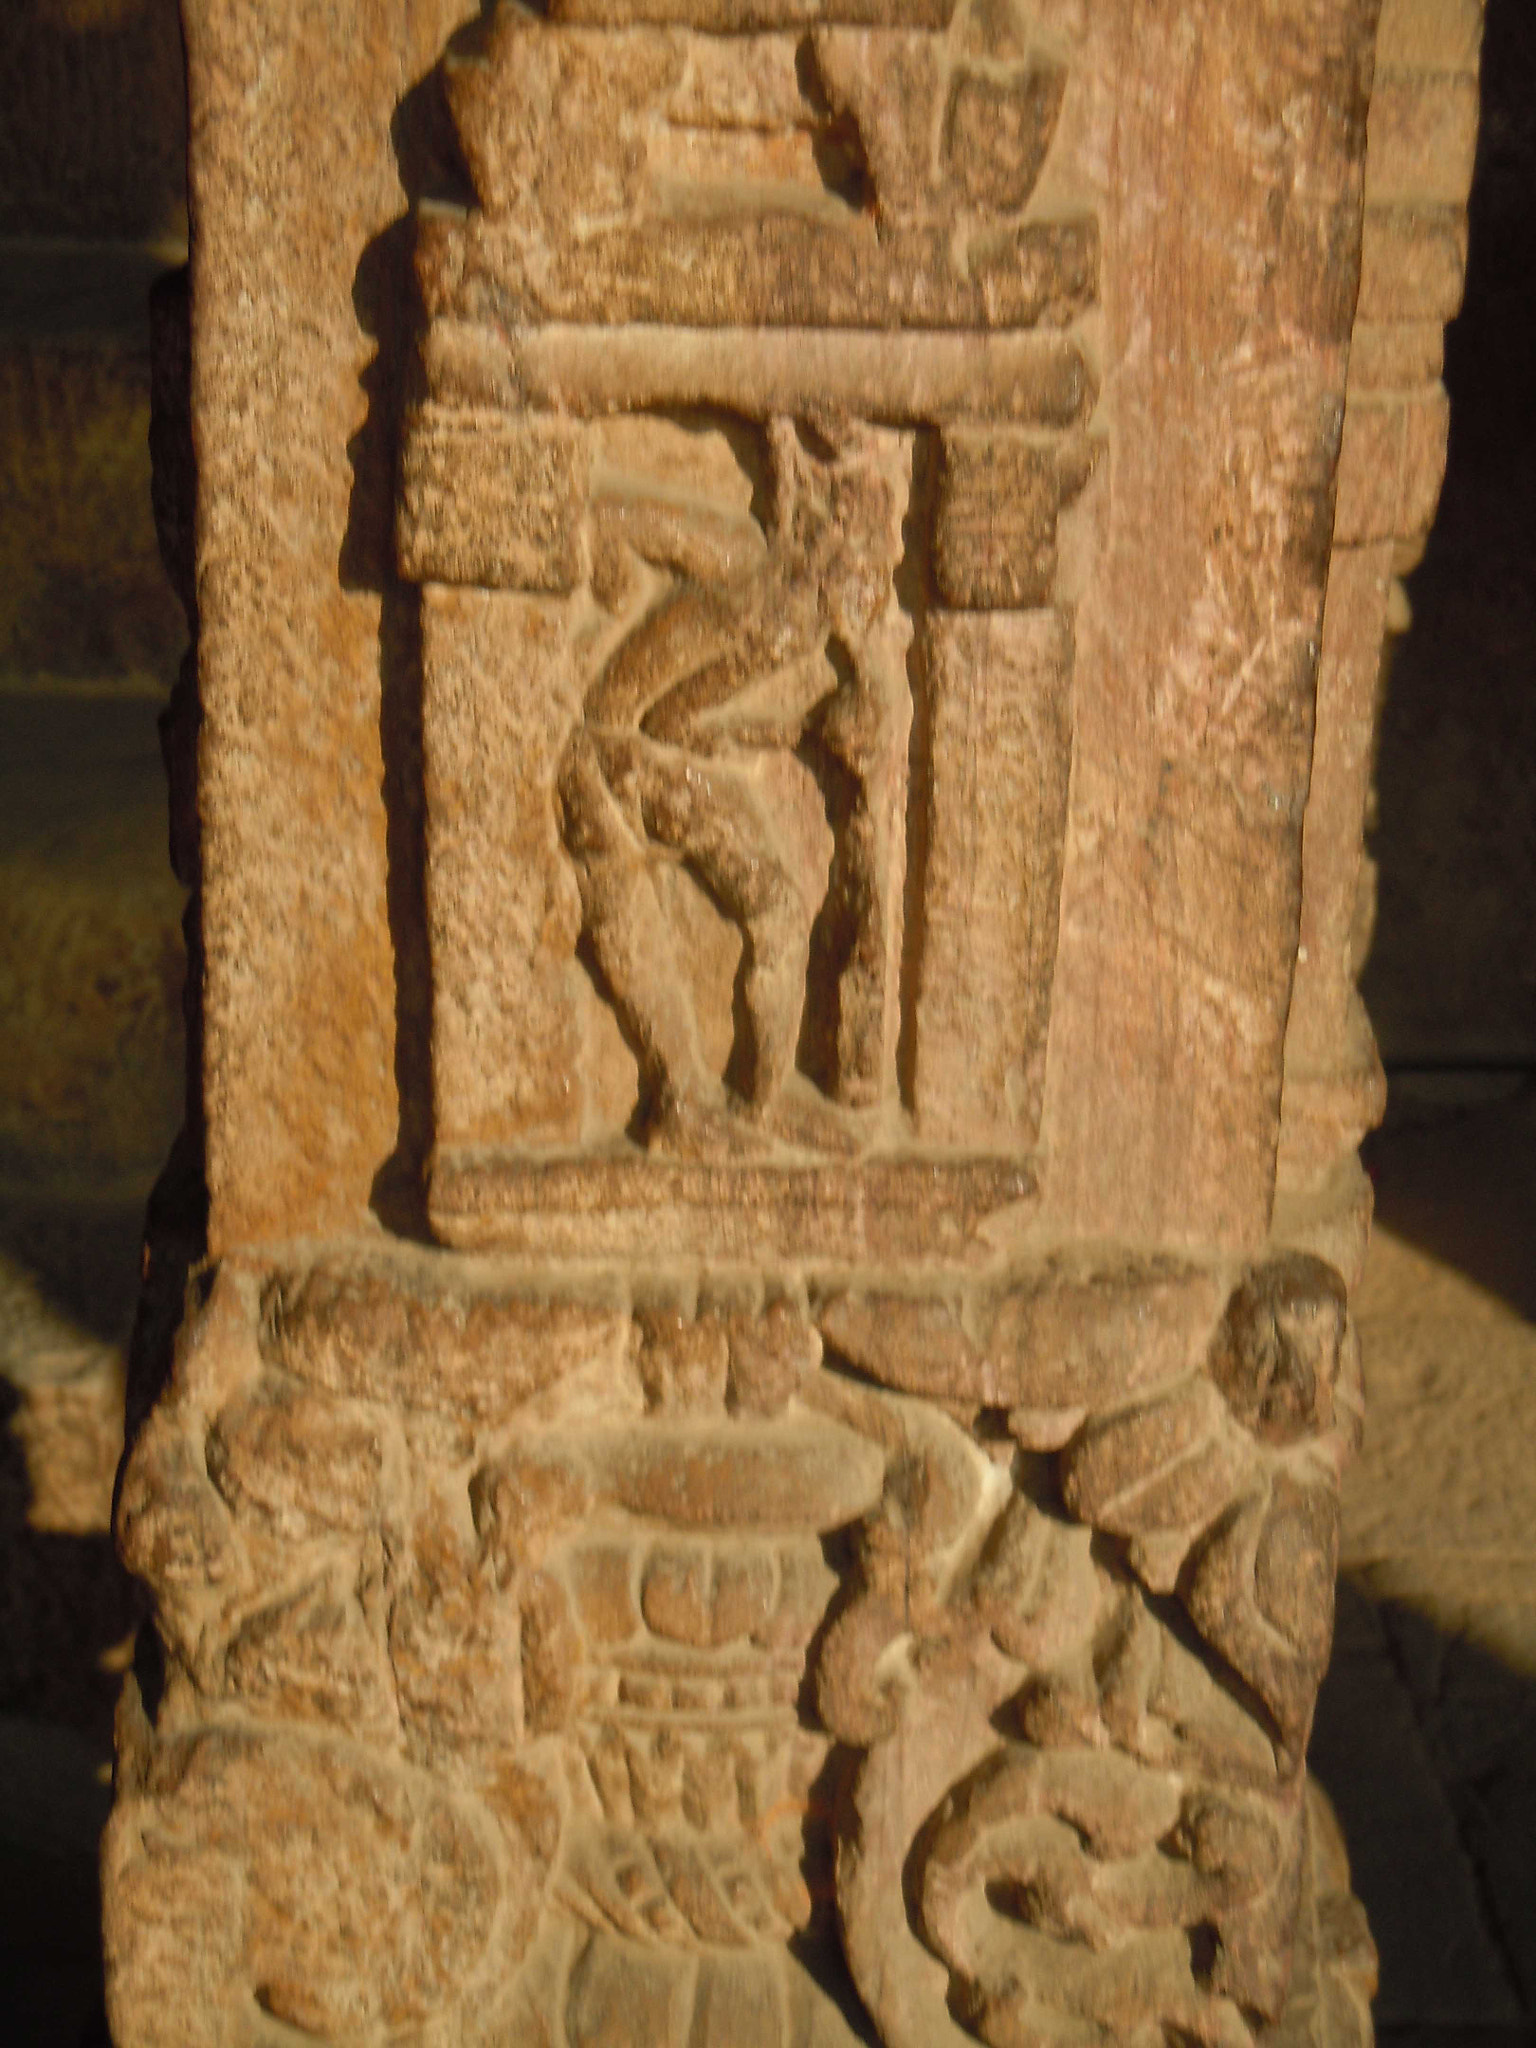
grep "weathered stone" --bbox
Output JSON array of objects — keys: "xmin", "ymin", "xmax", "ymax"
[
  {"xmin": 398, "ymin": 410, "xmax": 590, "ymax": 591},
  {"xmin": 429, "ymin": 1154, "xmax": 1037, "ymax": 1262},
  {"xmin": 721, "ymin": 1296, "xmax": 821, "ymax": 1417},
  {"xmin": 1061, "ymin": 1376, "xmax": 1252, "ymax": 1535},
  {"xmin": 1281, "ymin": 25, "xmax": 1481, "ymax": 1201},
  {"xmin": 104, "ymin": 1714, "xmax": 510, "ymax": 2043},
  {"xmin": 639, "ymin": 1542, "xmax": 778, "ymax": 1647},
  {"xmin": 1365, "ymin": 72, "xmax": 1481, "ymax": 207},
  {"xmin": 1346, "ymin": 319, "xmax": 1444, "ymax": 393},
  {"xmin": 911, "ymin": 609, "xmax": 1073, "ymax": 1147},
  {"xmin": 809, "ymin": 29, "xmax": 946, "ymax": 220},
  {"xmin": 205, "ymin": 1379, "xmax": 385, "ymax": 1539},
  {"xmin": 931, "ymin": 430, "xmax": 1095, "ymax": 608},
  {"xmin": 420, "ymin": 588, "xmax": 591, "ymax": 1152},
  {"xmin": 431, "ymin": 322, "xmax": 1095, "ymax": 427},
  {"xmin": 263, "ymin": 1259, "xmax": 629, "ymax": 1424},
  {"xmin": 1399, "ymin": 384, "xmax": 1453, "ymax": 540},
  {"xmin": 1358, "ymin": 204, "xmax": 1470, "ymax": 324},
  {"xmin": 593, "ymin": 1418, "xmax": 886, "ymax": 1530},
  {"xmin": 388, "ymin": 1495, "xmax": 525, "ymax": 1753},
  {"xmin": 1278, "ymin": 545, "xmax": 1393, "ymax": 1192},
  {"xmin": 182, "ymin": 0, "xmax": 484, "ymax": 1248},
  {"xmin": 549, "ymin": 0, "xmax": 953, "ymax": 23},
  {"xmin": 457, "ymin": 216, "xmax": 1099, "ymax": 333},
  {"xmin": 568, "ymin": 1540, "xmax": 643, "ymax": 1645},
  {"xmin": 1207, "ymin": 1254, "xmax": 1354, "ymax": 1447},
  {"xmin": 3, "ymin": 1349, "xmax": 124, "ymax": 1535},
  {"xmin": 223, "ymin": 1575, "xmax": 401, "ymax": 1741},
  {"xmin": 116, "ymin": 1405, "xmax": 240, "ymax": 1606},
  {"xmin": 0, "ymin": 1247, "xmax": 125, "ymax": 1533},
  {"xmin": 943, "ymin": 61, "xmax": 1066, "ymax": 211},
  {"xmin": 819, "ymin": 1261, "xmax": 1225, "ymax": 1417},
  {"xmin": 1039, "ymin": 0, "xmax": 1371, "ymax": 1253},
  {"xmin": 106, "ymin": 0, "xmax": 1485, "ymax": 2036},
  {"xmin": 1334, "ymin": 400, "xmax": 1410, "ymax": 546},
  {"xmin": 1375, "ymin": 0, "xmax": 1485, "ymax": 73}
]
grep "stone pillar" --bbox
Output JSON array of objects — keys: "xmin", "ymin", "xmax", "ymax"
[{"xmin": 104, "ymin": 2, "xmax": 1480, "ymax": 2043}]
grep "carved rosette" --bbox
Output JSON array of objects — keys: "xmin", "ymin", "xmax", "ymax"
[{"xmin": 104, "ymin": 0, "xmax": 1486, "ymax": 2041}]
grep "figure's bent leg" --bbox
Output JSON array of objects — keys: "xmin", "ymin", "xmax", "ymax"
[
  {"xmin": 634, "ymin": 747, "xmax": 813, "ymax": 1108},
  {"xmin": 557, "ymin": 730, "xmax": 712, "ymax": 1123}
]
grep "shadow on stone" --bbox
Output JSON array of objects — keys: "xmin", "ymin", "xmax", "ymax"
[
  {"xmin": 1362, "ymin": 1083, "xmax": 1536, "ymax": 1326},
  {"xmin": 0, "ymin": 1327, "xmax": 142, "ymax": 2048},
  {"xmin": 1312, "ymin": 1580, "xmax": 1536, "ymax": 2039},
  {"xmin": 342, "ymin": 48, "xmax": 484, "ymax": 1243}
]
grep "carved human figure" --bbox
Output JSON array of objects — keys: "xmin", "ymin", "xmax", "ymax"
[{"xmin": 557, "ymin": 416, "xmax": 907, "ymax": 1152}]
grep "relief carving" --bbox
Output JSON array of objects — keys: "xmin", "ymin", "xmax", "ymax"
[
  {"xmin": 557, "ymin": 415, "xmax": 912, "ymax": 1147},
  {"xmin": 816, "ymin": 1255, "xmax": 1370, "ymax": 2047},
  {"xmin": 110, "ymin": 1249, "xmax": 1374, "ymax": 2044},
  {"xmin": 104, "ymin": 0, "xmax": 1423, "ymax": 2039},
  {"xmin": 112, "ymin": 1260, "xmax": 890, "ymax": 2045},
  {"xmin": 398, "ymin": 0, "xmax": 1098, "ymax": 1245}
]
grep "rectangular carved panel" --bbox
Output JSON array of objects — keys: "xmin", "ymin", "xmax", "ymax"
[
  {"xmin": 399, "ymin": 2, "xmax": 1102, "ymax": 1269},
  {"xmin": 1279, "ymin": 0, "xmax": 1485, "ymax": 1199}
]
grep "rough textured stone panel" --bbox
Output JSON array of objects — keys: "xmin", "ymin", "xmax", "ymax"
[
  {"xmin": 399, "ymin": 410, "xmax": 590, "ymax": 591},
  {"xmin": 1365, "ymin": 72, "xmax": 1481, "ymax": 206},
  {"xmin": 1279, "ymin": 545, "xmax": 1393, "ymax": 1191},
  {"xmin": 912, "ymin": 609, "xmax": 1072, "ymax": 1148},
  {"xmin": 1039, "ymin": 0, "xmax": 1371, "ymax": 1254},
  {"xmin": 1358, "ymin": 204, "xmax": 1470, "ymax": 323},
  {"xmin": 422, "ymin": 588, "xmax": 589, "ymax": 1153},
  {"xmin": 186, "ymin": 0, "xmax": 481, "ymax": 1247},
  {"xmin": 1375, "ymin": 0, "xmax": 1486, "ymax": 72}
]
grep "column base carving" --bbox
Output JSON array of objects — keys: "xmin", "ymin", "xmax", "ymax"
[{"xmin": 107, "ymin": 1241, "xmax": 1375, "ymax": 2048}]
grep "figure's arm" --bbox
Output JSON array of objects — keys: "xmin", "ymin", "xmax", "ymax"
[
  {"xmin": 590, "ymin": 489, "xmax": 764, "ymax": 588},
  {"xmin": 639, "ymin": 654, "xmax": 756, "ymax": 746},
  {"xmin": 625, "ymin": 573, "xmax": 821, "ymax": 747},
  {"xmin": 643, "ymin": 646, "xmax": 834, "ymax": 749},
  {"xmin": 584, "ymin": 583, "xmax": 738, "ymax": 729},
  {"xmin": 583, "ymin": 489, "xmax": 769, "ymax": 730}
]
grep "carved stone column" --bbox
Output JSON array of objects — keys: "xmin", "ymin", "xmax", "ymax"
[{"xmin": 104, "ymin": 2, "xmax": 1481, "ymax": 2043}]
